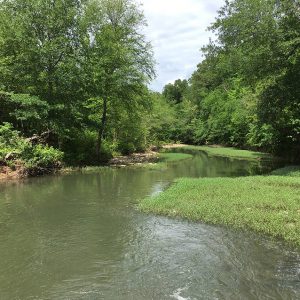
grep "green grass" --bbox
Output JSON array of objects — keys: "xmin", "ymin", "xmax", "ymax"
[
  {"xmin": 140, "ymin": 152, "xmax": 193, "ymax": 170},
  {"xmin": 180, "ymin": 145, "xmax": 271, "ymax": 161},
  {"xmin": 140, "ymin": 166, "xmax": 300, "ymax": 246},
  {"xmin": 270, "ymin": 166, "xmax": 300, "ymax": 177}
]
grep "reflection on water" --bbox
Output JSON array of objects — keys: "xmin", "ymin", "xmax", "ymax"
[{"xmin": 0, "ymin": 151, "xmax": 299, "ymax": 300}]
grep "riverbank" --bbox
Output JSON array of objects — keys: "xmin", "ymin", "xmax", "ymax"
[
  {"xmin": 109, "ymin": 151, "xmax": 158, "ymax": 166},
  {"xmin": 0, "ymin": 149, "xmax": 160, "ymax": 180},
  {"xmin": 62, "ymin": 152, "xmax": 193, "ymax": 174},
  {"xmin": 0, "ymin": 144, "xmax": 273, "ymax": 180},
  {"xmin": 140, "ymin": 166, "xmax": 300, "ymax": 247},
  {"xmin": 0, "ymin": 166, "xmax": 22, "ymax": 180},
  {"xmin": 165, "ymin": 144, "xmax": 272, "ymax": 161},
  {"xmin": 0, "ymin": 148, "xmax": 195, "ymax": 180},
  {"xmin": 0, "ymin": 163, "xmax": 61, "ymax": 180}
]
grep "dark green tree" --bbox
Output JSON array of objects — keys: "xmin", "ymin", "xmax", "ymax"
[
  {"xmin": 162, "ymin": 79, "xmax": 188, "ymax": 104},
  {"xmin": 82, "ymin": 0, "xmax": 155, "ymax": 159}
]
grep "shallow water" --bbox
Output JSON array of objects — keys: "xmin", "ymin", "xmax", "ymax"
[{"xmin": 0, "ymin": 151, "xmax": 299, "ymax": 299}]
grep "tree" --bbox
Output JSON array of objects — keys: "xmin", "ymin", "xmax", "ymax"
[
  {"xmin": 0, "ymin": 0, "xmax": 83, "ymax": 96},
  {"xmin": 184, "ymin": 0, "xmax": 300, "ymax": 157},
  {"xmin": 146, "ymin": 92, "xmax": 177, "ymax": 144},
  {"xmin": 0, "ymin": 0, "xmax": 155, "ymax": 163},
  {"xmin": 0, "ymin": 0, "xmax": 86, "ymax": 140},
  {"xmin": 0, "ymin": 91, "xmax": 49, "ymax": 134},
  {"xmin": 82, "ymin": 0, "xmax": 155, "ymax": 159},
  {"xmin": 162, "ymin": 79, "xmax": 188, "ymax": 104}
]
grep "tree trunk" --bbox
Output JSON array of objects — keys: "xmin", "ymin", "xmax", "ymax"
[{"xmin": 96, "ymin": 98, "xmax": 107, "ymax": 161}]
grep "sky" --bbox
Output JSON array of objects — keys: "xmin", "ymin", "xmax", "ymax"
[{"xmin": 140, "ymin": 0, "xmax": 224, "ymax": 91}]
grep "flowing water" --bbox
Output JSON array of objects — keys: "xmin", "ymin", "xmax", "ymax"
[{"xmin": 0, "ymin": 151, "xmax": 299, "ymax": 300}]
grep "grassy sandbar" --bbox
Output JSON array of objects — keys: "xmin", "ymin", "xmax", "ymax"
[
  {"xmin": 180, "ymin": 145, "xmax": 271, "ymax": 161},
  {"xmin": 140, "ymin": 166, "xmax": 300, "ymax": 246}
]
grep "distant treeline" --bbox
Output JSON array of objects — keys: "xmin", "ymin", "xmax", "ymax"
[{"xmin": 156, "ymin": 0, "xmax": 300, "ymax": 160}]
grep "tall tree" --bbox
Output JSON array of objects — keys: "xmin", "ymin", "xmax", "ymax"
[
  {"xmin": 0, "ymin": 0, "xmax": 85, "ymax": 137},
  {"xmin": 162, "ymin": 79, "xmax": 188, "ymax": 104},
  {"xmin": 83, "ymin": 0, "xmax": 155, "ymax": 159},
  {"xmin": 0, "ymin": 0, "xmax": 84, "ymax": 95},
  {"xmin": 184, "ymin": 0, "xmax": 300, "ymax": 156}
]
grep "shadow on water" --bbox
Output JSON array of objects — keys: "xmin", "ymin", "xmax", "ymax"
[{"xmin": 0, "ymin": 151, "xmax": 298, "ymax": 299}]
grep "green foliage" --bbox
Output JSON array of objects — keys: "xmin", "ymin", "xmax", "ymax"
[
  {"xmin": 0, "ymin": 0, "xmax": 155, "ymax": 168},
  {"xmin": 61, "ymin": 128, "xmax": 117, "ymax": 165},
  {"xmin": 166, "ymin": 78, "xmax": 256, "ymax": 147},
  {"xmin": 0, "ymin": 123, "xmax": 63, "ymax": 175},
  {"xmin": 172, "ymin": 98, "xmax": 199, "ymax": 144},
  {"xmin": 62, "ymin": 129, "xmax": 98, "ymax": 165},
  {"xmin": 203, "ymin": 0, "xmax": 300, "ymax": 156},
  {"xmin": 115, "ymin": 117, "xmax": 143, "ymax": 155},
  {"xmin": 0, "ymin": 123, "xmax": 25, "ymax": 159},
  {"xmin": 82, "ymin": 0, "xmax": 154, "ymax": 158},
  {"xmin": 246, "ymin": 123, "xmax": 278, "ymax": 151},
  {"xmin": 160, "ymin": 0, "xmax": 300, "ymax": 159},
  {"xmin": 22, "ymin": 143, "xmax": 63, "ymax": 173},
  {"xmin": 162, "ymin": 79, "xmax": 188, "ymax": 103},
  {"xmin": 0, "ymin": 0, "xmax": 83, "ymax": 99},
  {"xmin": 146, "ymin": 92, "xmax": 177, "ymax": 144},
  {"xmin": 181, "ymin": 145, "xmax": 271, "ymax": 161},
  {"xmin": 270, "ymin": 166, "xmax": 300, "ymax": 177},
  {"xmin": 0, "ymin": 91, "xmax": 49, "ymax": 134},
  {"xmin": 0, "ymin": 0, "xmax": 298, "ymax": 169}
]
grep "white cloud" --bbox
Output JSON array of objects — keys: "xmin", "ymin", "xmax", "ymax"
[{"xmin": 140, "ymin": 0, "xmax": 224, "ymax": 91}]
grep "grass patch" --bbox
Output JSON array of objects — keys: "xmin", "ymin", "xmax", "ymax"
[
  {"xmin": 180, "ymin": 145, "xmax": 271, "ymax": 161},
  {"xmin": 270, "ymin": 166, "xmax": 300, "ymax": 177},
  {"xmin": 140, "ymin": 171, "xmax": 300, "ymax": 246}
]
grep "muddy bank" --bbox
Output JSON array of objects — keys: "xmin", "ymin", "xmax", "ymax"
[
  {"xmin": 0, "ymin": 163, "xmax": 62, "ymax": 181},
  {"xmin": 162, "ymin": 143, "xmax": 187, "ymax": 149},
  {"xmin": 0, "ymin": 166, "xmax": 22, "ymax": 180},
  {"xmin": 108, "ymin": 151, "xmax": 158, "ymax": 166},
  {"xmin": 0, "ymin": 150, "xmax": 159, "ymax": 180}
]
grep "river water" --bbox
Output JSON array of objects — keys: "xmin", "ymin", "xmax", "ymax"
[{"xmin": 0, "ymin": 151, "xmax": 299, "ymax": 299}]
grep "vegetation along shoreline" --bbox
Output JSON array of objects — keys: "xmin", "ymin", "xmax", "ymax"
[
  {"xmin": 0, "ymin": 143, "xmax": 193, "ymax": 180},
  {"xmin": 0, "ymin": 140, "xmax": 284, "ymax": 181}
]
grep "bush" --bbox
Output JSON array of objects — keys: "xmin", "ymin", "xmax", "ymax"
[
  {"xmin": 62, "ymin": 129, "xmax": 113, "ymax": 165},
  {"xmin": 118, "ymin": 141, "xmax": 136, "ymax": 155},
  {"xmin": 62, "ymin": 129, "xmax": 97, "ymax": 165},
  {"xmin": 246, "ymin": 123, "xmax": 278, "ymax": 151},
  {"xmin": 0, "ymin": 123, "xmax": 63, "ymax": 175},
  {"xmin": 22, "ymin": 144, "xmax": 63, "ymax": 175},
  {"xmin": 0, "ymin": 91, "xmax": 49, "ymax": 135}
]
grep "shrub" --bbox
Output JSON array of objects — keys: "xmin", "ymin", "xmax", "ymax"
[{"xmin": 0, "ymin": 123, "xmax": 63, "ymax": 176}]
